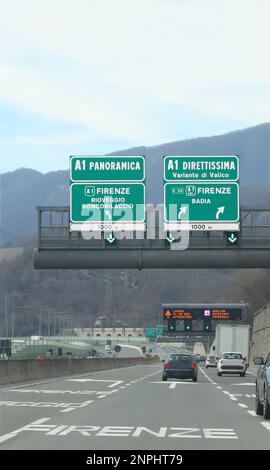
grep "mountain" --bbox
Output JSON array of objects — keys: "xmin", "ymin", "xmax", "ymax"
[{"xmin": 1, "ymin": 123, "xmax": 270, "ymax": 246}]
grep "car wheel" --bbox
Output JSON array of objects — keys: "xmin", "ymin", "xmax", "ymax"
[
  {"xmin": 192, "ymin": 375, "xmax": 197, "ymax": 382},
  {"xmin": 263, "ymin": 387, "xmax": 270, "ymax": 419},
  {"xmin": 162, "ymin": 375, "xmax": 167, "ymax": 381},
  {"xmin": 255, "ymin": 386, "xmax": 263, "ymax": 416},
  {"xmin": 217, "ymin": 372, "xmax": 222, "ymax": 377},
  {"xmin": 240, "ymin": 373, "xmax": 245, "ymax": 377}
]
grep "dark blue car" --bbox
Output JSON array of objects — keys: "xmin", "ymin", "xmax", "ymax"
[{"xmin": 254, "ymin": 352, "xmax": 270, "ymax": 419}]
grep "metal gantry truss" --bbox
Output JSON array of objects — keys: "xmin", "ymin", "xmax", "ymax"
[{"xmin": 34, "ymin": 206, "xmax": 270, "ymax": 269}]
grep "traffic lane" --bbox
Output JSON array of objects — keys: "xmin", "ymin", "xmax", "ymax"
[
  {"xmin": 203, "ymin": 366, "xmax": 257, "ymax": 411},
  {"xmin": 0, "ymin": 366, "xmax": 269, "ymax": 450},
  {"xmin": 0, "ymin": 364, "xmax": 162, "ymax": 437}
]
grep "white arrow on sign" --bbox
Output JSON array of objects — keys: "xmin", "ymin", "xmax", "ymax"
[
  {"xmin": 106, "ymin": 234, "xmax": 116, "ymax": 244},
  {"xmin": 216, "ymin": 206, "xmax": 225, "ymax": 219},
  {"xmin": 177, "ymin": 206, "xmax": 188, "ymax": 220}
]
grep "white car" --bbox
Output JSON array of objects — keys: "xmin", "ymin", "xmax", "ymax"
[
  {"xmin": 205, "ymin": 355, "xmax": 217, "ymax": 368},
  {"xmin": 217, "ymin": 352, "xmax": 246, "ymax": 377}
]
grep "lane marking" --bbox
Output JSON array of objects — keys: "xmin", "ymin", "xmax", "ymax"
[
  {"xmin": 169, "ymin": 383, "xmax": 176, "ymax": 389},
  {"xmin": 238, "ymin": 403, "xmax": 248, "ymax": 408},
  {"xmin": 217, "ymin": 386, "xmax": 222, "ymax": 390},
  {"xmin": 0, "ymin": 418, "xmax": 51, "ymax": 444},
  {"xmin": 231, "ymin": 383, "xmax": 255, "ymax": 386},
  {"xmin": 0, "ymin": 418, "xmax": 239, "ymax": 441},
  {"xmin": 247, "ymin": 410, "xmax": 256, "ymax": 416},
  {"xmin": 151, "ymin": 381, "xmax": 195, "ymax": 385},
  {"xmin": 261, "ymin": 422, "xmax": 270, "ymax": 431},
  {"xmin": 67, "ymin": 379, "xmax": 123, "ymax": 388},
  {"xmin": 0, "ymin": 400, "xmax": 94, "ymax": 413},
  {"xmin": 198, "ymin": 367, "xmax": 216, "ymax": 384},
  {"xmin": 1, "ymin": 389, "xmax": 114, "ymax": 396}
]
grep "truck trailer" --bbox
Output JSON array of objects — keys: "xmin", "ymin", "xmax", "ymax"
[{"xmin": 214, "ymin": 324, "xmax": 250, "ymax": 362}]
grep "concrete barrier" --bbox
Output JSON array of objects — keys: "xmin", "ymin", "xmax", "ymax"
[
  {"xmin": 250, "ymin": 304, "xmax": 270, "ymax": 363},
  {"xmin": 0, "ymin": 356, "xmax": 159, "ymax": 385}
]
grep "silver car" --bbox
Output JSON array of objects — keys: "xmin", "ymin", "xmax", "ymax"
[{"xmin": 205, "ymin": 355, "xmax": 217, "ymax": 368}]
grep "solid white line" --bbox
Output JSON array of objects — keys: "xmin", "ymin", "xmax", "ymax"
[
  {"xmin": 238, "ymin": 403, "xmax": 248, "ymax": 408},
  {"xmin": 247, "ymin": 410, "xmax": 256, "ymax": 416},
  {"xmin": 261, "ymin": 422, "xmax": 270, "ymax": 431},
  {"xmin": 198, "ymin": 367, "xmax": 216, "ymax": 384}
]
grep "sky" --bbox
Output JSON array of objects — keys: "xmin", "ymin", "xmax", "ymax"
[{"xmin": 1, "ymin": 0, "xmax": 270, "ymax": 173}]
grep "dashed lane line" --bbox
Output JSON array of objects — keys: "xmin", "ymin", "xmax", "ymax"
[
  {"xmin": 261, "ymin": 422, "xmax": 270, "ymax": 431},
  {"xmin": 247, "ymin": 411, "xmax": 257, "ymax": 416},
  {"xmin": 238, "ymin": 403, "xmax": 248, "ymax": 409}
]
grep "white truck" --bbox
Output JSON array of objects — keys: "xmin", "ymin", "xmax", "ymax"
[{"xmin": 214, "ymin": 324, "xmax": 250, "ymax": 363}]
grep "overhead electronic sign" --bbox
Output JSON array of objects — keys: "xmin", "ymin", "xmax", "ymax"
[{"xmin": 163, "ymin": 307, "xmax": 242, "ymax": 321}]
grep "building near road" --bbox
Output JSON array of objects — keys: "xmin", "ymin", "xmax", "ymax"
[
  {"xmin": 250, "ymin": 304, "xmax": 270, "ymax": 360},
  {"xmin": 73, "ymin": 327, "xmax": 145, "ymax": 337}
]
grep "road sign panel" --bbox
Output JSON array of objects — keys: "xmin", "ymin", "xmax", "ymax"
[
  {"xmin": 70, "ymin": 182, "xmax": 145, "ymax": 224},
  {"xmin": 164, "ymin": 182, "xmax": 239, "ymax": 223},
  {"xmin": 164, "ymin": 155, "xmax": 240, "ymax": 231},
  {"xmin": 164, "ymin": 155, "xmax": 239, "ymax": 182},
  {"xmin": 70, "ymin": 156, "xmax": 145, "ymax": 182}
]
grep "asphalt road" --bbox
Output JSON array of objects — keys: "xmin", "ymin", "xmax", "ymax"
[{"xmin": 0, "ymin": 362, "xmax": 269, "ymax": 450}]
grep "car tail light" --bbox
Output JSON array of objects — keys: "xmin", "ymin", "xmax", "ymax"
[
  {"xmin": 164, "ymin": 361, "xmax": 169, "ymax": 369},
  {"xmin": 191, "ymin": 362, "xmax": 196, "ymax": 369}
]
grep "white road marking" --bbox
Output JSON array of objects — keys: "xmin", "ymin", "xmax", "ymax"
[
  {"xmin": 231, "ymin": 383, "xmax": 255, "ymax": 386},
  {"xmin": 198, "ymin": 367, "xmax": 216, "ymax": 384},
  {"xmin": 97, "ymin": 395, "xmax": 107, "ymax": 399},
  {"xmin": 238, "ymin": 403, "xmax": 248, "ymax": 408},
  {"xmin": 245, "ymin": 394, "xmax": 251, "ymax": 398},
  {"xmin": 0, "ymin": 418, "xmax": 52, "ymax": 444},
  {"xmin": 261, "ymin": 422, "xmax": 270, "ymax": 431},
  {"xmin": 0, "ymin": 418, "xmax": 240, "ymax": 440},
  {"xmin": 0, "ymin": 400, "xmax": 94, "ymax": 413},
  {"xmin": 169, "ymin": 382, "xmax": 176, "ymax": 389},
  {"xmin": 151, "ymin": 381, "xmax": 195, "ymax": 386},
  {"xmin": 67, "ymin": 379, "xmax": 123, "ymax": 388},
  {"xmin": 247, "ymin": 410, "xmax": 256, "ymax": 416},
  {"xmin": 1, "ymin": 389, "xmax": 114, "ymax": 396},
  {"xmin": 217, "ymin": 386, "xmax": 222, "ymax": 389}
]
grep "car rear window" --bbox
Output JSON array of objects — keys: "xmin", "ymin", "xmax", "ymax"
[
  {"xmin": 170, "ymin": 355, "xmax": 192, "ymax": 362},
  {"xmin": 222, "ymin": 353, "xmax": 243, "ymax": 359}
]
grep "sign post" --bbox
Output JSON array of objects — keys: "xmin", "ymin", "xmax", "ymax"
[
  {"xmin": 164, "ymin": 156, "xmax": 240, "ymax": 231},
  {"xmin": 70, "ymin": 156, "xmax": 145, "ymax": 232}
]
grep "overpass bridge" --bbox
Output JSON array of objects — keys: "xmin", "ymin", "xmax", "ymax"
[{"xmin": 34, "ymin": 206, "xmax": 270, "ymax": 269}]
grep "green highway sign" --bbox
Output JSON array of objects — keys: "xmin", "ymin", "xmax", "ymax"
[
  {"xmin": 70, "ymin": 155, "xmax": 146, "ymax": 231},
  {"xmin": 164, "ymin": 155, "xmax": 239, "ymax": 182},
  {"xmin": 70, "ymin": 156, "xmax": 145, "ymax": 182},
  {"xmin": 164, "ymin": 155, "xmax": 240, "ymax": 231},
  {"xmin": 70, "ymin": 183, "xmax": 145, "ymax": 224},
  {"xmin": 164, "ymin": 182, "xmax": 239, "ymax": 223}
]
